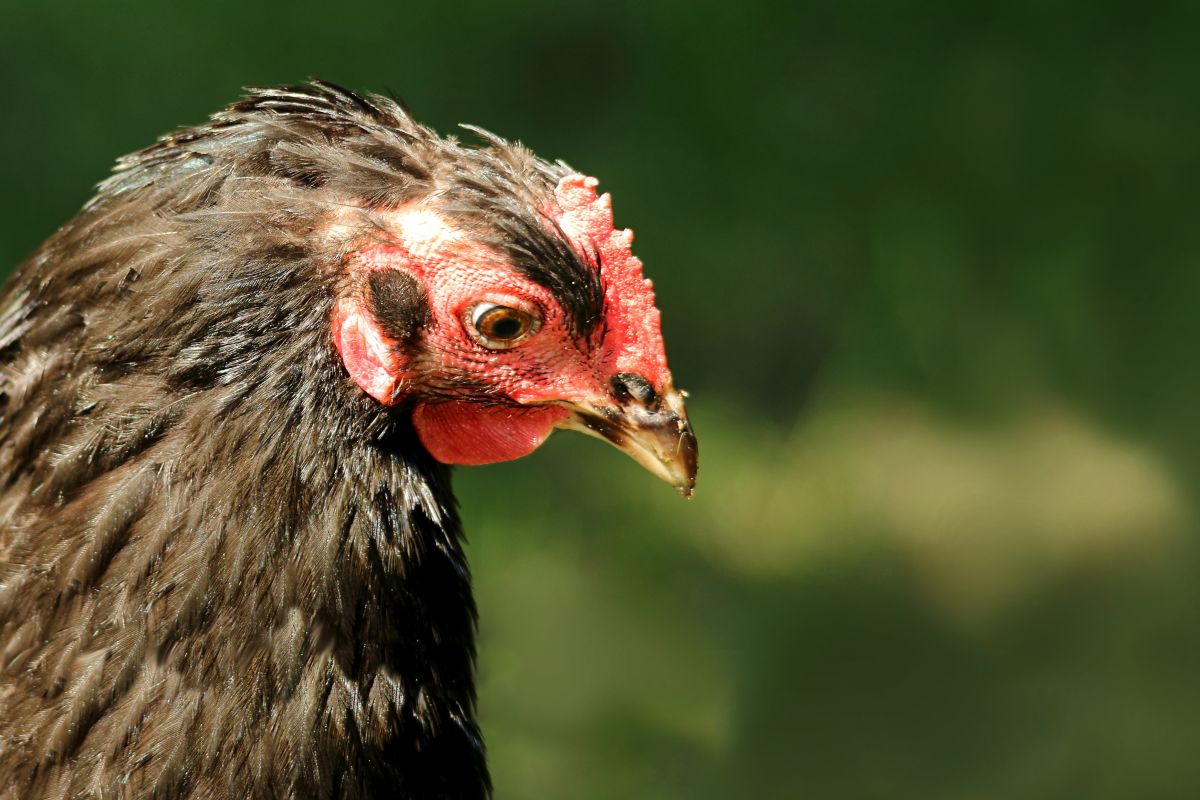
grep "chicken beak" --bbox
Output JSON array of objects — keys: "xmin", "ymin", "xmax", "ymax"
[{"xmin": 555, "ymin": 376, "xmax": 698, "ymax": 497}]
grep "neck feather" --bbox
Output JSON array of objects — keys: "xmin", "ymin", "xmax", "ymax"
[{"xmin": 0, "ymin": 183, "xmax": 490, "ymax": 797}]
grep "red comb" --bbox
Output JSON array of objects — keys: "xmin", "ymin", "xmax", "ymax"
[{"xmin": 553, "ymin": 175, "xmax": 670, "ymax": 387}]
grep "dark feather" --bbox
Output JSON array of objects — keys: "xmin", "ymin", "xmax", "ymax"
[{"xmin": 0, "ymin": 80, "xmax": 604, "ymax": 799}]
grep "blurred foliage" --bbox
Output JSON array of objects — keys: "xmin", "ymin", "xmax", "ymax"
[{"xmin": 3, "ymin": 1, "xmax": 1200, "ymax": 797}]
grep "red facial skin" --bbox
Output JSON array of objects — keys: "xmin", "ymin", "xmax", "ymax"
[{"xmin": 333, "ymin": 176, "xmax": 670, "ymax": 466}]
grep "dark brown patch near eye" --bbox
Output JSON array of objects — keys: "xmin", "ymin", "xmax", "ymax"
[{"xmin": 368, "ymin": 269, "xmax": 431, "ymax": 345}]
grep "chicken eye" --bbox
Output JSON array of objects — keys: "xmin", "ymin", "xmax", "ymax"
[{"xmin": 467, "ymin": 303, "xmax": 540, "ymax": 349}]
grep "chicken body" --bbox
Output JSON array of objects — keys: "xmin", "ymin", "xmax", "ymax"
[{"xmin": 0, "ymin": 83, "xmax": 694, "ymax": 798}]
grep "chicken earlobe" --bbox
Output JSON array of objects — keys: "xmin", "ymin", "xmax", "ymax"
[{"xmin": 333, "ymin": 295, "xmax": 409, "ymax": 404}]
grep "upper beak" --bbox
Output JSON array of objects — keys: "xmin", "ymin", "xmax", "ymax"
[{"xmin": 554, "ymin": 373, "xmax": 698, "ymax": 497}]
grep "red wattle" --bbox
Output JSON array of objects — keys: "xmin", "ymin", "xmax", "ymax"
[{"xmin": 412, "ymin": 402, "xmax": 569, "ymax": 465}]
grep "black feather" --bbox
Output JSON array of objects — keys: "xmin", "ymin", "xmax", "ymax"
[{"xmin": 369, "ymin": 269, "xmax": 431, "ymax": 346}]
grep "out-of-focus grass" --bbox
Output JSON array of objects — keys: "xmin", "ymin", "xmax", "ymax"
[
  {"xmin": 669, "ymin": 398, "xmax": 1185, "ymax": 624},
  {"xmin": 460, "ymin": 396, "xmax": 1199, "ymax": 799}
]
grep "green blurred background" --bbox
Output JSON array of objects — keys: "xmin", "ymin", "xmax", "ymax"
[{"xmin": 4, "ymin": 2, "xmax": 1199, "ymax": 797}]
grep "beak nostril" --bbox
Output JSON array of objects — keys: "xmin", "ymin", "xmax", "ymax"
[{"xmin": 611, "ymin": 372, "xmax": 657, "ymax": 406}]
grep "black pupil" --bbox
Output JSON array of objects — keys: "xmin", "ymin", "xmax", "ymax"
[{"xmin": 484, "ymin": 310, "xmax": 525, "ymax": 340}]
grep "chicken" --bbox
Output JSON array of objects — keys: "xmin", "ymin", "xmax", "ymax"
[{"xmin": 0, "ymin": 82, "xmax": 696, "ymax": 799}]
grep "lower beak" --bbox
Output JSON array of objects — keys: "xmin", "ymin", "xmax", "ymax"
[{"xmin": 555, "ymin": 380, "xmax": 698, "ymax": 497}]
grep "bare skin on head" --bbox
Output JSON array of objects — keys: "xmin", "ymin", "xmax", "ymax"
[{"xmin": 334, "ymin": 175, "xmax": 697, "ymax": 493}]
